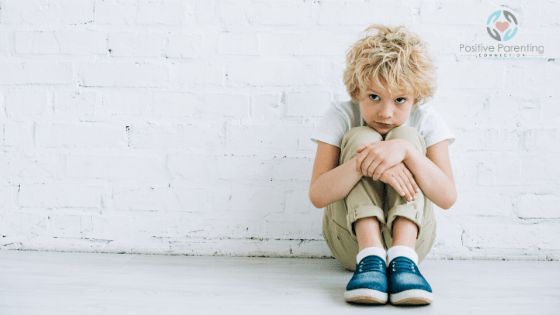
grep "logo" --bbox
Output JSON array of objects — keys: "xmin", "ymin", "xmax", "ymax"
[
  {"xmin": 458, "ymin": 7, "xmax": 546, "ymax": 59},
  {"xmin": 486, "ymin": 9, "xmax": 518, "ymax": 41}
]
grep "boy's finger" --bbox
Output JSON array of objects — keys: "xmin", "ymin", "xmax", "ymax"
[
  {"xmin": 356, "ymin": 153, "xmax": 365, "ymax": 172},
  {"xmin": 404, "ymin": 171, "xmax": 420, "ymax": 195},
  {"xmin": 409, "ymin": 174, "xmax": 420, "ymax": 193},
  {"xmin": 404, "ymin": 168, "xmax": 420, "ymax": 193},
  {"xmin": 401, "ymin": 173, "xmax": 415, "ymax": 200},
  {"xmin": 372, "ymin": 162, "xmax": 388, "ymax": 180},
  {"xmin": 391, "ymin": 177, "xmax": 405, "ymax": 198},
  {"xmin": 368, "ymin": 159, "xmax": 383, "ymax": 180}
]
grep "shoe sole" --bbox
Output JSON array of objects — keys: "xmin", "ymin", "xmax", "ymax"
[
  {"xmin": 344, "ymin": 288, "xmax": 388, "ymax": 304},
  {"xmin": 390, "ymin": 289, "xmax": 433, "ymax": 305}
]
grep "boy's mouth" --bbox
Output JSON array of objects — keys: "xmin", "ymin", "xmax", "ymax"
[{"xmin": 375, "ymin": 122, "xmax": 393, "ymax": 128}]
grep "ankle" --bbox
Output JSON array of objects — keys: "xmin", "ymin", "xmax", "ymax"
[
  {"xmin": 354, "ymin": 217, "xmax": 384, "ymax": 249},
  {"xmin": 356, "ymin": 246, "xmax": 387, "ymax": 264},
  {"xmin": 387, "ymin": 245, "xmax": 419, "ymax": 265}
]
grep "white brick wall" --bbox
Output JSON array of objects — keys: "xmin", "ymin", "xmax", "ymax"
[{"xmin": 0, "ymin": 0, "xmax": 559, "ymax": 261}]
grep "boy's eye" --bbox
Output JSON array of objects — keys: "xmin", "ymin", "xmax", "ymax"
[
  {"xmin": 368, "ymin": 94, "xmax": 380, "ymax": 101},
  {"xmin": 395, "ymin": 97, "xmax": 407, "ymax": 104}
]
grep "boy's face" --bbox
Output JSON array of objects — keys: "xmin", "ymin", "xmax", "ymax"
[{"xmin": 356, "ymin": 80, "xmax": 415, "ymax": 135}]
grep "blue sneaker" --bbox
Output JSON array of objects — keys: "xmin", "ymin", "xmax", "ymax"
[
  {"xmin": 387, "ymin": 256, "xmax": 433, "ymax": 305},
  {"xmin": 344, "ymin": 255, "xmax": 388, "ymax": 304}
]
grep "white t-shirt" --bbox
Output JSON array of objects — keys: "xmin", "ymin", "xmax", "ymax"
[{"xmin": 310, "ymin": 100, "xmax": 455, "ymax": 149}]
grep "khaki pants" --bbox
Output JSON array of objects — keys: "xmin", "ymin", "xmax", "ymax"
[{"xmin": 321, "ymin": 125, "xmax": 437, "ymax": 271}]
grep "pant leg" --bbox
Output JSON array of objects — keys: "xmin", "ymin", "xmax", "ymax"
[
  {"xmin": 322, "ymin": 200, "xmax": 360, "ymax": 271},
  {"xmin": 320, "ymin": 126, "xmax": 387, "ymax": 271},
  {"xmin": 339, "ymin": 126, "xmax": 386, "ymax": 237},
  {"xmin": 380, "ymin": 125, "xmax": 437, "ymax": 264}
]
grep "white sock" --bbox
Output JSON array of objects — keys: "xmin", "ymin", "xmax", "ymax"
[
  {"xmin": 356, "ymin": 246, "xmax": 387, "ymax": 264},
  {"xmin": 387, "ymin": 245, "xmax": 418, "ymax": 265}
]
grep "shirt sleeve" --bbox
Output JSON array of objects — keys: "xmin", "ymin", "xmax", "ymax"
[
  {"xmin": 422, "ymin": 110, "xmax": 456, "ymax": 148},
  {"xmin": 310, "ymin": 104, "xmax": 349, "ymax": 148}
]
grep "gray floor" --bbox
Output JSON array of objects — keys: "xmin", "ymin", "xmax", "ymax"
[{"xmin": 0, "ymin": 250, "xmax": 559, "ymax": 315}]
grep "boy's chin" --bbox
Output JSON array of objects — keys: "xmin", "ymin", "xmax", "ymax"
[{"xmin": 368, "ymin": 124, "xmax": 392, "ymax": 135}]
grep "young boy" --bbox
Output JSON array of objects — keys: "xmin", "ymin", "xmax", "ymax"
[{"xmin": 308, "ymin": 24, "xmax": 456, "ymax": 306}]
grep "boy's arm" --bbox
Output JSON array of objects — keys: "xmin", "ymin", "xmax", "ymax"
[
  {"xmin": 402, "ymin": 139, "xmax": 457, "ymax": 210},
  {"xmin": 309, "ymin": 141, "xmax": 362, "ymax": 209}
]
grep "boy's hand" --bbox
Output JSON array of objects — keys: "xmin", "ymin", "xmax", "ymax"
[
  {"xmin": 379, "ymin": 162, "xmax": 419, "ymax": 202},
  {"xmin": 355, "ymin": 139, "xmax": 409, "ymax": 180}
]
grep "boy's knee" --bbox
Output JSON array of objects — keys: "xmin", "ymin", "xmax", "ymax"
[
  {"xmin": 341, "ymin": 126, "xmax": 383, "ymax": 156},
  {"xmin": 385, "ymin": 125, "xmax": 426, "ymax": 154},
  {"xmin": 385, "ymin": 125, "xmax": 418, "ymax": 140}
]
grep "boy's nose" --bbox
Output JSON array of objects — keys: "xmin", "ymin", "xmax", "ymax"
[
  {"xmin": 378, "ymin": 109, "xmax": 392, "ymax": 120},
  {"xmin": 380, "ymin": 102, "xmax": 396, "ymax": 117}
]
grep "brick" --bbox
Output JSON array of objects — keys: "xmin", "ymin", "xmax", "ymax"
[
  {"xmin": 0, "ymin": 148, "xmax": 66, "ymax": 182},
  {"xmin": 461, "ymin": 216, "xmax": 559, "ymax": 250},
  {"xmin": 137, "ymin": 0, "xmax": 187, "ymax": 25},
  {"xmin": 297, "ymin": 31, "xmax": 356, "ymax": 56},
  {"xmin": 4, "ymin": 88, "xmax": 50, "ymax": 120},
  {"xmin": 194, "ymin": 93, "xmax": 250, "ymax": 118},
  {"xmin": 209, "ymin": 182, "xmax": 285, "ymax": 213},
  {"xmin": 317, "ymin": 1, "xmax": 414, "ymax": 26},
  {"xmin": 167, "ymin": 181, "xmax": 213, "ymax": 213},
  {"xmin": 15, "ymin": 30, "xmax": 106, "ymax": 55},
  {"xmin": 257, "ymin": 32, "xmax": 302, "ymax": 56},
  {"xmin": 515, "ymin": 193, "xmax": 560, "ymax": 219},
  {"xmin": 218, "ymin": 32, "xmax": 258, "ymax": 55},
  {"xmin": 216, "ymin": 0, "xmax": 251, "ymax": 28},
  {"xmin": 0, "ymin": 31, "xmax": 10, "ymax": 55},
  {"xmin": 0, "ymin": 185, "xmax": 18, "ymax": 211},
  {"xmin": 0, "ymin": 62, "xmax": 72, "ymax": 85},
  {"xmin": 475, "ymin": 151, "xmax": 522, "ymax": 186},
  {"xmin": 519, "ymin": 129, "xmax": 560, "ymax": 153},
  {"xmin": 108, "ymin": 32, "xmax": 167, "ymax": 57},
  {"xmin": 152, "ymin": 91, "xmax": 197, "ymax": 118},
  {"xmin": 48, "ymin": 214, "xmax": 84, "ymax": 238},
  {"xmin": 111, "ymin": 184, "xmax": 182, "ymax": 212},
  {"xmin": 66, "ymin": 152, "xmax": 167, "ymax": 181},
  {"xmin": 99, "ymin": 89, "xmax": 152, "ymax": 117},
  {"xmin": 224, "ymin": 122, "xmax": 303, "ymax": 155},
  {"xmin": 93, "ymin": 0, "xmax": 137, "ymax": 25},
  {"xmin": 126, "ymin": 121, "xmax": 224, "ymax": 150},
  {"xmin": 165, "ymin": 33, "xmax": 199, "ymax": 58},
  {"xmin": 250, "ymin": 94, "xmax": 284, "ymax": 120},
  {"xmin": 505, "ymin": 63, "xmax": 559, "ymax": 95},
  {"xmin": 3, "ymin": 121, "xmax": 34, "ymax": 147},
  {"xmin": 520, "ymin": 153, "xmax": 559, "ymax": 185},
  {"xmin": 249, "ymin": 0, "xmax": 312, "ymax": 26},
  {"xmin": 19, "ymin": 182, "xmax": 102, "ymax": 208},
  {"xmin": 417, "ymin": 1, "xmax": 488, "ymax": 26},
  {"xmin": 225, "ymin": 58, "xmax": 331, "ymax": 87},
  {"xmin": 78, "ymin": 62, "xmax": 169, "ymax": 88},
  {"xmin": 284, "ymin": 182, "xmax": 316, "ymax": 213},
  {"xmin": 53, "ymin": 89, "xmax": 97, "ymax": 121},
  {"xmin": 169, "ymin": 60, "xmax": 225, "ymax": 88},
  {"xmin": 284, "ymin": 91, "xmax": 332, "ymax": 117},
  {"xmin": 452, "ymin": 190, "xmax": 515, "ymax": 217},
  {"xmin": 1, "ymin": 0, "xmax": 94, "ymax": 25},
  {"xmin": 437, "ymin": 58, "xmax": 507, "ymax": 90},
  {"xmin": 455, "ymin": 128, "xmax": 519, "ymax": 152},
  {"xmin": 35, "ymin": 122, "xmax": 126, "ymax": 148}
]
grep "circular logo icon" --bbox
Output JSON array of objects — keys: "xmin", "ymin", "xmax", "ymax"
[{"xmin": 486, "ymin": 9, "xmax": 518, "ymax": 41}]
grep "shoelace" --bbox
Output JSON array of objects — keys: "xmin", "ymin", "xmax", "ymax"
[
  {"xmin": 357, "ymin": 256, "xmax": 385, "ymax": 273},
  {"xmin": 390, "ymin": 258, "xmax": 417, "ymax": 273}
]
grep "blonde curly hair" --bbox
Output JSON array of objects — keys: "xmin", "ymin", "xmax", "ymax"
[{"xmin": 343, "ymin": 24, "xmax": 436, "ymax": 105}]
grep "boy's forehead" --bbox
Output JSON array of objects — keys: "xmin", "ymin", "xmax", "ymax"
[{"xmin": 365, "ymin": 79, "xmax": 411, "ymax": 95}]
